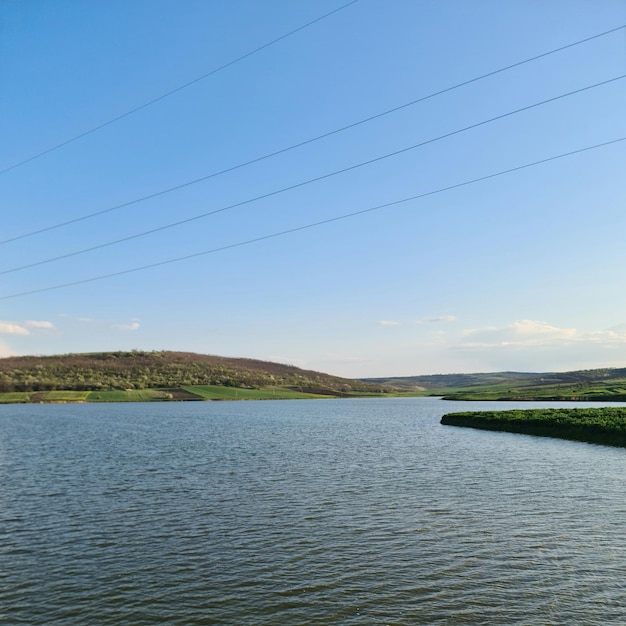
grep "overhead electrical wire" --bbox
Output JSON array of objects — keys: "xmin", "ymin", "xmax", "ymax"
[
  {"xmin": 0, "ymin": 0, "xmax": 360, "ymax": 177},
  {"xmin": 1, "ymin": 74, "xmax": 623, "ymax": 277},
  {"xmin": 0, "ymin": 24, "xmax": 624, "ymax": 246},
  {"xmin": 1, "ymin": 136, "xmax": 623, "ymax": 301}
]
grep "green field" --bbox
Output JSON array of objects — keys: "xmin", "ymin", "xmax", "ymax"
[
  {"xmin": 0, "ymin": 390, "xmax": 92, "ymax": 403},
  {"xmin": 0, "ymin": 389, "xmax": 182, "ymax": 403},
  {"xmin": 0, "ymin": 385, "xmax": 375, "ymax": 404},
  {"xmin": 421, "ymin": 379, "xmax": 626, "ymax": 401},
  {"xmin": 86, "ymin": 389, "xmax": 175, "ymax": 402},
  {"xmin": 41, "ymin": 391, "xmax": 91, "ymax": 401},
  {"xmin": 183, "ymin": 385, "xmax": 334, "ymax": 400},
  {"xmin": 441, "ymin": 407, "xmax": 626, "ymax": 448},
  {"xmin": 368, "ymin": 368, "xmax": 626, "ymax": 402},
  {"xmin": 0, "ymin": 391, "xmax": 33, "ymax": 403}
]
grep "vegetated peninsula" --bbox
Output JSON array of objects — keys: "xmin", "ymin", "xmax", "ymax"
[
  {"xmin": 441, "ymin": 408, "xmax": 626, "ymax": 449},
  {"xmin": 0, "ymin": 350, "xmax": 391, "ymax": 403}
]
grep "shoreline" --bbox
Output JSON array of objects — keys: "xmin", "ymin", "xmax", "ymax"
[{"xmin": 441, "ymin": 407, "xmax": 626, "ymax": 448}]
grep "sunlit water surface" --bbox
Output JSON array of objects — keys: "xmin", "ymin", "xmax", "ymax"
[{"xmin": 1, "ymin": 398, "xmax": 625, "ymax": 624}]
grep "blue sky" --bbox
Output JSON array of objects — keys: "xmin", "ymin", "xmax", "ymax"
[{"xmin": 1, "ymin": 0, "xmax": 625, "ymax": 377}]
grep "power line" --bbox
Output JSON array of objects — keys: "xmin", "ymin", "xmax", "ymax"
[
  {"xmin": 1, "ymin": 74, "xmax": 623, "ymax": 276},
  {"xmin": 2, "ymin": 136, "xmax": 623, "ymax": 301},
  {"xmin": 0, "ymin": 0, "xmax": 360, "ymax": 177},
  {"xmin": 1, "ymin": 24, "xmax": 624, "ymax": 246}
]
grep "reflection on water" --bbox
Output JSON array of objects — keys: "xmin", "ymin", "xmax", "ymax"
[{"xmin": 1, "ymin": 398, "xmax": 625, "ymax": 624}]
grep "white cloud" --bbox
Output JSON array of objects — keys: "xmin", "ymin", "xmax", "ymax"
[
  {"xmin": 59, "ymin": 313, "xmax": 142, "ymax": 331},
  {"xmin": 377, "ymin": 320, "xmax": 400, "ymax": 326},
  {"xmin": 512, "ymin": 320, "xmax": 576, "ymax": 338},
  {"xmin": 23, "ymin": 320, "xmax": 55, "ymax": 329},
  {"xmin": 416, "ymin": 315, "xmax": 457, "ymax": 324},
  {"xmin": 583, "ymin": 329, "xmax": 626, "ymax": 346},
  {"xmin": 457, "ymin": 320, "xmax": 577, "ymax": 350},
  {"xmin": 58, "ymin": 314, "xmax": 96, "ymax": 323},
  {"xmin": 0, "ymin": 322, "xmax": 29, "ymax": 335},
  {"xmin": 111, "ymin": 321, "xmax": 140, "ymax": 331}
]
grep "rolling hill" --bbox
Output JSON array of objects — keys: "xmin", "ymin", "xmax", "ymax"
[
  {"xmin": 2, "ymin": 351, "xmax": 626, "ymax": 403},
  {"xmin": 0, "ymin": 350, "xmax": 389, "ymax": 401},
  {"xmin": 363, "ymin": 367, "xmax": 626, "ymax": 401}
]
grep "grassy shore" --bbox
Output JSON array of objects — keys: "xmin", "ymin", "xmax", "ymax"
[
  {"xmin": 441, "ymin": 407, "xmax": 626, "ymax": 448},
  {"xmin": 421, "ymin": 380, "xmax": 626, "ymax": 402},
  {"xmin": 0, "ymin": 385, "xmax": 378, "ymax": 404}
]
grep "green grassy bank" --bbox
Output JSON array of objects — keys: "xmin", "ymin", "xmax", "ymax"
[
  {"xmin": 441, "ymin": 407, "xmax": 626, "ymax": 448},
  {"xmin": 420, "ymin": 379, "xmax": 626, "ymax": 401},
  {"xmin": 0, "ymin": 385, "xmax": 371, "ymax": 404}
]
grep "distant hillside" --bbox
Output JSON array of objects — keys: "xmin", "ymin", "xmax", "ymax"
[
  {"xmin": 361, "ymin": 372, "xmax": 539, "ymax": 390},
  {"xmin": 363, "ymin": 368, "xmax": 626, "ymax": 390},
  {"xmin": 364, "ymin": 367, "xmax": 626, "ymax": 401},
  {"xmin": 0, "ymin": 350, "xmax": 387, "ymax": 395},
  {"xmin": 4, "ymin": 352, "xmax": 625, "ymax": 403}
]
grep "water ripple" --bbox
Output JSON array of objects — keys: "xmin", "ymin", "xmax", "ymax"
[{"xmin": 1, "ymin": 398, "xmax": 625, "ymax": 624}]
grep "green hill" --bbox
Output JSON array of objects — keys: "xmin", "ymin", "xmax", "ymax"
[
  {"xmin": 362, "ymin": 371, "xmax": 539, "ymax": 390},
  {"xmin": 0, "ymin": 350, "xmax": 389, "ymax": 403},
  {"xmin": 364, "ymin": 367, "xmax": 626, "ymax": 401},
  {"xmin": 3, "ymin": 352, "xmax": 625, "ymax": 404}
]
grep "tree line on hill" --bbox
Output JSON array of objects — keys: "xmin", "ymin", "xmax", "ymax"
[
  {"xmin": 364, "ymin": 367, "xmax": 626, "ymax": 390},
  {"xmin": 0, "ymin": 350, "xmax": 386, "ymax": 394}
]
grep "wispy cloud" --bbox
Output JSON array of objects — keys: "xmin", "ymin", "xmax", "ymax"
[
  {"xmin": 58, "ymin": 314, "xmax": 96, "ymax": 323},
  {"xmin": 111, "ymin": 321, "xmax": 140, "ymax": 331},
  {"xmin": 0, "ymin": 322, "xmax": 29, "ymax": 335},
  {"xmin": 0, "ymin": 319, "xmax": 55, "ymax": 337},
  {"xmin": 60, "ymin": 314, "xmax": 140, "ymax": 331},
  {"xmin": 377, "ymin": 320, "xmax": 400, "ymax": 326},
  {"xmin": 416, "ymin": 315, "xmax": 456, "ymax": 325},
  {"xmin": 456, "ymin": 320, "xmax": 578, "ymax": 350},
  {"xmin": 24, "ymin": 320, "xmax": 55, "ymax": 329},
  {"xmin": 583, "ymin": 329, "xmax": 626, "ymax": 346}
]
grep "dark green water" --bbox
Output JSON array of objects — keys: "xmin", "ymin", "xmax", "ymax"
[{"xmin": 1, "ymin": 398, "xmax": 625, "ymax": 624}]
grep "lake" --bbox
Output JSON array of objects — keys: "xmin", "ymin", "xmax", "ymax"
[{"xmin": 1, "ymin": 397, "xmax": 625, "ymax": 624}]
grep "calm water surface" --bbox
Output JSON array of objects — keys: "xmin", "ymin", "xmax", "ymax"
[{"xmin": 1, "ymin": 397, "xmax": 625, "ymax": 624}]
